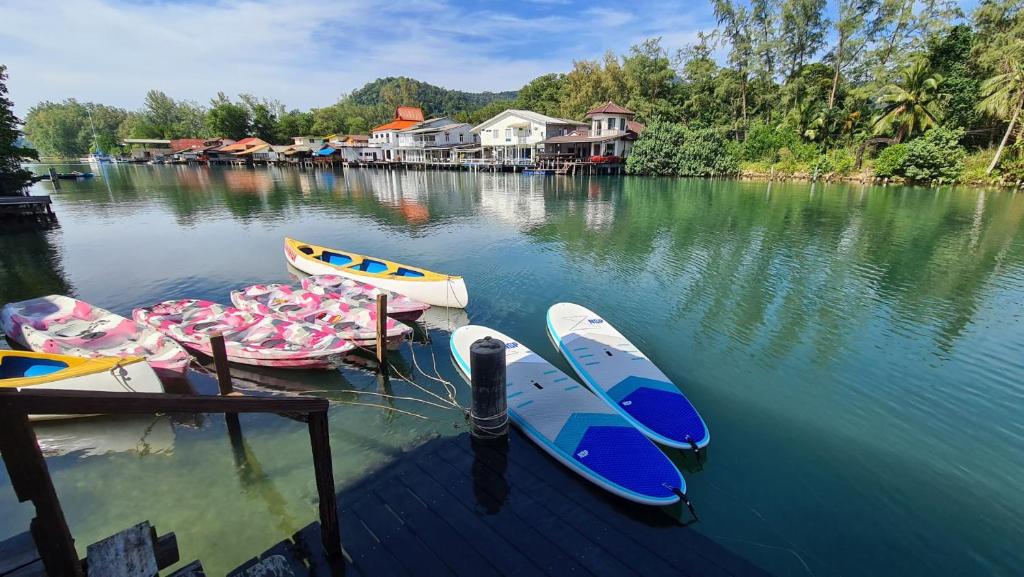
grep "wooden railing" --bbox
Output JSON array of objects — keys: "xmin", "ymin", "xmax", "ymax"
[{"xmin": 0, "ymin": 388, "xmax": 343, "ymax": 577}]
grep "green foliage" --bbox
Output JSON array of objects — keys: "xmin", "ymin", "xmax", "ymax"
[
  {"xmin": 677, "ymin": 127, "xmax": 741, "ymax": 176},
  {"xmin": 626, "ymin": 119, "xmax": 686, "ymax": 176},
  {"xmin": 900, "ymin": 127, "xmax": 967, "ymax": 181},
  {"xmin": 205, "ymin": 93, "xmax": 250, "ymax": 140},
  {"xmin": 873, "ymin": 128, "xmax": 967, "ymax": 181},
  {"xmin": 0, "ymin": 65, "xmax": 36, "ymax": 195},
  {"xmin": 626, "ymin": 120, "xmax": 739, "ymax": 176},
  {"xmin": 347, "ymin": 76, "xmax": 516, "ymax": 119},
  {"xmin": 515, "ymin": 74, "xmax": 565, "ymax": 117},
  {"xmin": 813, "ymin": 147, "xmax": 857, "ymax": 175},
  {"xmin": 873, "ymin": 143, "xmax": 908, "ymax": 178}
]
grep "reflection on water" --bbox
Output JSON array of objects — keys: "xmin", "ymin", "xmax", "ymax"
[{"xmin": 3, "ymin": 164, "xmax": 1024, "ymax": 577}]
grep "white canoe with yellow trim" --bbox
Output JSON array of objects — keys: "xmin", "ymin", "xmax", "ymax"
[
  {"xmin": 0, "ymin": 350, "xmax": 165, "ymax": 420},
  {"xmin": 284, "ymin": 237, "xmax": 469, "ymax": 308}
]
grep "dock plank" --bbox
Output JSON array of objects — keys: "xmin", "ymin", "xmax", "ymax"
[
  {"xmin": 85, "ymin": 521, "xmax": 158, "ymax": 577},
  {"xmin": 0, "ymin": 532, "xmax": 40, "ymax": 576}
]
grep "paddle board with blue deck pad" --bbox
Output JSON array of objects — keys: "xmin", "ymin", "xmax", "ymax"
[
  {"xmin": 546, "ymin": 303, "xmax": 710, "ymax": 451},
  {"xmin": 450, "ymin": 325, "xmax": 685, "ymax": 506}
]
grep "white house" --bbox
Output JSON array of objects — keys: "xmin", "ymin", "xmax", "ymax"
[
  {"xmin": 397, "ymin": 118, "xmax": 478, "ymax": 163},
  {"xmin": 541, "ymin": 102, "xmax": 645, "ymax": 160},
  {"xmin": 371, "ymin": 106, "xmax": 425, "ymax": 161},
  {"xmin": 471, "ymin": 109, "xmax": 585, "ymax": 164}
]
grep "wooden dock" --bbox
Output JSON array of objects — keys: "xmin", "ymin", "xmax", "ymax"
[
  {"xmin": 0, "ymin": 196, "xmax": 56, "ymax": 227},
  {"xmin": 231, "ymin": 430, "xmax": 770, "ymax": 577}
]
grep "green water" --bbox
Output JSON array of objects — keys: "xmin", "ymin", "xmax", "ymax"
[{"xmin": 2, "ymin": 164, "xmax": 1023, "ymax": 576}]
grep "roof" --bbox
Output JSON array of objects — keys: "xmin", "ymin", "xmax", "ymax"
[
  {"xmin": 372, "ymin": 119, "xmax": 421, "ymax": 132},
  {"xmin": 218, "ymin": 137, "xmax": 268, "ymax": 152},
  {"xmin": 401, "ymin": 123, "xmax": 470, "ymax": 134},
  {"xmin": 170, "ymin": 138, "xmax": 207, "ymax": 152},
  {"xmin": 542, "ymin": 123, "xmax": 643, "ymax": 145},
  {"xmin": 233, "ymin": 143, "xmax": 272, "ymax": 156},
  {"xmin": 585, "ymin": 101, "xmax": 635, "ymax": 117},
  {"xmin": 396, "ymin": 106, "xmax": 424, "ymax": 122},
  {"xmin": 627, "ymin": 120, "xmax": 646, "ymax": 133},
  {"xmin": 471, "ymin": 109, "xmax": 586, "ymax": 133}
]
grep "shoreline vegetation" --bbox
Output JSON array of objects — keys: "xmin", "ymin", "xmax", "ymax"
[{"xmin": 6, "ymin": 1, "xmax": 1024, "ymax": 191}]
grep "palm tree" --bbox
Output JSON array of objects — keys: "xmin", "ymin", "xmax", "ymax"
[
  {"xmin": 873, "ymin": 59, "xmax": 944, "ymax": 142},
  {"xmin": 978, "ymin": 59, "xmax": 1024, "ymax": 175}
]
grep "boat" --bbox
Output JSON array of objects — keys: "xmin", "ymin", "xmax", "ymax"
[
  {"xmin": 55, "ymin": 171, "xmax": 94, "ymax": 179},
  {"xmin": 230, "ymin": 284, "xmax": 411, "ymax": 347},
  {"xmin": 0, "ymin": 350, "xmax": 165, "ymax": 421},
  {"xmin": 133, "ymin": 299, "xmax": 353, "ymax": 368},
  {"xmin": 451, "ymin": 325, "xmax": 686, "ymax": 506},
  {"xmin": 1, "ymin": 295, "xmax": 191, "ymax": 378},
  {"xmin": 546, "ymin": 303, "xmax": 710, "ymax": 451},
  {"xmin": 284, "ymin": 238, "xmax": 469, "ymax": 308},
  {"xmin": 301, "ymin": 274, "xmax": 430, "ymax": 321}
]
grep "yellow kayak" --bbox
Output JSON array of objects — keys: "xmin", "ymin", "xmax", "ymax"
[
  {"xmin": 0, "ymin": 350, "xmax": 165, "ymax": 419},
  {"xmin": 284, "ymin": 237, "xmax": 469, "ymax": 307}
]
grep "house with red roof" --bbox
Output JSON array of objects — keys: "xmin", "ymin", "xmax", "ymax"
[
  {"xmin": 371, "ymin": 106, "xmax": 425, "ymax": 161},
  {"xmin": 541, "ymin": 101, "xmax": 645, "ymax": 161}
]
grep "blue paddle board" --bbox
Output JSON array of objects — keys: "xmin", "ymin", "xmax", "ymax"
[
  {"xmin": 546, "ymin": 303, "xmax": 710, "ymax": 450},
  {"xmin": 451, "ymin": 325, "xmax": 685, "ymax": 506}
]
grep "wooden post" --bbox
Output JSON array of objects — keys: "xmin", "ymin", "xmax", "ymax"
[
  {"xmin": 375, "ymin": 294, "xmax": 388, "ymax": 373},
  {"xmin": 209, "ymin": 332, "xmax": 233, "ymax": 395},
  {"xmin": 469, "ymin": 337, "xmax": 508, "ymax": 439},
  {"xmin": 0, "ymin": 405, "xmax": 84, "ymax": 577},
  {"xmin": 307, "ymin": 411, "xmax": 343, "ymax": 564}
]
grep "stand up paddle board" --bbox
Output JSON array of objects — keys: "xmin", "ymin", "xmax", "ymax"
[
  {"xmin": 546, "ymin": 303, "xmax": 710, "ymax": 451},
  {"xmin": 451, "ymin": 325, "xmax": 685, "ymax": 506}
]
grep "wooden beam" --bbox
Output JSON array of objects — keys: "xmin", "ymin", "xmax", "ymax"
[
  {"xmin": 0, "ymin": 406, "xmax": 83, "ymax": 577},
  {"xmin": 307, "ymin": 411, "xmax": 342, "ymax": 562},
  {"xmin": 208, "ymin": 332, "xmax": 234, "ymax": 396},
  {"xmin": 0, "ymin": 389, "xmax": 328, "ymax": 416}
]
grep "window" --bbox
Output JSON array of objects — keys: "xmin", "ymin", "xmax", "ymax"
[
  {"xmin": 492, "ymin": 129, "xmax": 498, "ymax": 139},
  {"xmin": 607, "ymin": 118, "xmax": 614, "ymax": 130},
  {"xmin": 459, "ymin": 133, "xmax": 464, "ymax": 142},
  {"xmin": 505, "ymin": 128, "xmax": 512, "ymax": 139},
  {"xmin": 620, "ymin": 118, "xmax": 627, "ymax": 130}
]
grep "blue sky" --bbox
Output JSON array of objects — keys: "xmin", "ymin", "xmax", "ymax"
[{"xmin": 0, "ymin": 0, "xmax": 977, "ymax": 114}]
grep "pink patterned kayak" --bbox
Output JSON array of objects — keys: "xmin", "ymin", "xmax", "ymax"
[
  {"xmin": 301, "ymin": 275, "xmax": 430, "ymax": 321},
  {"xmin": 133, "ymin": 300, "xmax": 353, "ymax": 368},
  {"xmin": 0, "ymin": 295, "xmax": 191, "ymax": 377},
  {"xmin": 230, "ymin": 284, "xmax": 411, "ymax": 346}
]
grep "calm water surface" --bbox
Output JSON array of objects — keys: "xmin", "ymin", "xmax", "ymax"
[{"xmin": 2, "ymin": 164, "xmax": 1023, "ymax": 576}]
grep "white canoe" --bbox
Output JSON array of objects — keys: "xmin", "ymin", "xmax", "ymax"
[
  {"xmin": 284, "ymin": 237, "xmax": 469, "ymax": 308},
  {"xmin": 0, "ymin": 350, "xmax": 165, "ymax": 420}
]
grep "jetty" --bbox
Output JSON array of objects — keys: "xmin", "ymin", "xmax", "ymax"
[{"xmin": 0, "ymin": 195, "xmax": 56, "ymax": 227}]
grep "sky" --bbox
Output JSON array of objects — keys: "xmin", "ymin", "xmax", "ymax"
[{"xmin": 0, "ymin": 0, "xmax": 978, "ymax": 115}]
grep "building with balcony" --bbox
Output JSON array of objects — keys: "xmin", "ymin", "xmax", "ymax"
[
  {"xmin": 472, "ymin": 109, "xmax": 585, "ymax": 164},
  {"xmin": 396, "ymin": 118, "xmax": 478, "ymax": 163},
  {"xmin": 371, "ymin": 106, "xmax": 425, "ymax": 161},
  {"xmin": 541, "ymin": 102, "xmax": 645, "ymax": 160}
]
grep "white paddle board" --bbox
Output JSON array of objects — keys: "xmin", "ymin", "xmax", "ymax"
[
  {"xmin": 546, "ymin": 303, "xmax": 710, "ymax": 450},
  {"xmin": 451, "ymin": 325, "xmax": 685, "ymax": 506}
]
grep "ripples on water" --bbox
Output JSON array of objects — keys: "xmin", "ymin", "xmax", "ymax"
[{"xmin": 1, "ymin": 164, "xmax": 1023, "ymax": 576}]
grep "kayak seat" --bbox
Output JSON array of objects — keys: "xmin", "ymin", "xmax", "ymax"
[
  {"xmin": 392, "ymin": 267, "xmax": 424, "ymax": 278},
  {"xmin": 0, "ymin": 356, "xmax": 68, "ymax": 379},
  {"xmin": 321, "ymin": 251, "xmax": 352, "ymax": 266},
  {"xmin": 350, "ymin": 259, "xmax": 388, "ymax": 274}
]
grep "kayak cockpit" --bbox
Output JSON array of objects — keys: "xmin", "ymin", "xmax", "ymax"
[{"xmin": 0, "ymin": 356, "xmax": 68, "ymax": 379}]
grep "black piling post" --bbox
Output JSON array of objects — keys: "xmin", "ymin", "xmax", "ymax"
[{"xmin": 470, "ymin": 337, "xmax": 508, "ymax": 439}]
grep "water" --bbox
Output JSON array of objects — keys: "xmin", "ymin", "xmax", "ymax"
[{"xmin": 2, "ymin": 164, "xmax": 1023, "ymax": 576}]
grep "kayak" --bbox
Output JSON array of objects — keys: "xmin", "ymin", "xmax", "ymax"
[
  {"xmin": 451, "ymin": 325, "xmax": 686, "ymax": 506},
  {"xmin": 284, "ymin": 237, "xmax": 468, "ymax": 308},
  {"xmin": 1, "ymin": 295, "xmax": 191, "ymax": 377},
  {"xmin": 133, "ymin": 299, "xmax": 353, "ymax": 368},
  {"xmin": 0, "ymin": 350, "xmax": 165, "ymax": 420},
  {"xmin": 230, "ymin": 284, "xmax": 411, "ymax": 347},
  {"xmin": 546, "ymin": 303, "xmax": 710, "ymax": 451},
  {"xmin": 301, "ymin": 274, "xmax": 430, "ymax": 321}
]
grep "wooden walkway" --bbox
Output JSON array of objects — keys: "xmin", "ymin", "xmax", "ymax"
[{"xmin": 232, "ymin": 430, "xmax": 770, "ymax": 577}]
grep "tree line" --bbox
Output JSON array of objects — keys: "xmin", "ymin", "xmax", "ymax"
[{"xmin": 13, "ymin": 0, "xmax": 1024, "ymax": 184}]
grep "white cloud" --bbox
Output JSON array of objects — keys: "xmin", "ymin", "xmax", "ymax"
[{"xmin": 0, "ymin": 0, "xmax": 713, "ymax": 114}]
